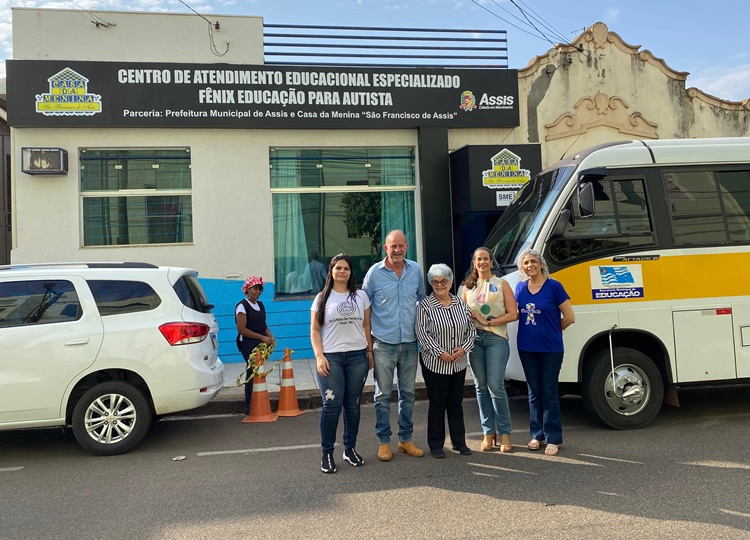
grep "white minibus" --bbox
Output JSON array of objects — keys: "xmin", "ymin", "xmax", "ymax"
[{"xmin": 484, "ymin": 137, "xmax": 750, "ymax": 428}]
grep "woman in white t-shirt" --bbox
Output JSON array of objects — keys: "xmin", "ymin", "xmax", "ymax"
[{"xmin": 311, "ymin": 253, "xmax": 373, "ymax": 474}]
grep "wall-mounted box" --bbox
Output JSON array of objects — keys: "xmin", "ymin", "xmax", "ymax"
[{"xmin": 21, "ymin": 148, "xmax": 68, "ymax": 175}]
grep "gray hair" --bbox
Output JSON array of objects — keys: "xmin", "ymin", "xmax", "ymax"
[
  {"xmin": 516, "ymin": 248, "xmax": 550, "ymax": 281},
  {"xmin": 427, "ymin": 263, "xmax": 454, "ymax": 285}
]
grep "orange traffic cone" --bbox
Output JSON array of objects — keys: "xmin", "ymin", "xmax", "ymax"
[
  {"xmin": 242, "ymin": 351, "xmax": 278, "ymax": 423},
  {"xmin": 276, "ymin": 348, "xmax": 306, "ymax": 417}
]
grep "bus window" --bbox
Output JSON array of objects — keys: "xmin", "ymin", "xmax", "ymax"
[
  {"xmin": 666, "ymin": 170, "xmax": 750, "ymax": 245},
  {"xmin": 718, "ymin": 170, "xmax": 750, "ymax": 242},
  {"xmin": 548, "ymin": 178, "xmax": 654, "ymax": 264}
]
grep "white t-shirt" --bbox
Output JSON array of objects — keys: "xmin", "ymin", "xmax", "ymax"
[{"xmin": 311, "ymin": 289, "xmax": 370, "ymax": 353}]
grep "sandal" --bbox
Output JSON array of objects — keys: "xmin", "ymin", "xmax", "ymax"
[
  {"xmin": 499, "ymin": 434, "xmax": 512, "ymax": 453},
  {"xmin": 480, "ymin": 434, "xmax": 495, "ymax": 452},
  {"xmin": 544, "ymin": 444, "xmax": 559, "ymax": 456},
  {"xmin": 527, "ymin": 439, "xmax": 543, "ymax": 451}
]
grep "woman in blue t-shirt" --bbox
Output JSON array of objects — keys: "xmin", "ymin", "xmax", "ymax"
[{"xmin": 514, "ymin": 249, "xmax": 575, "ymax": 456}]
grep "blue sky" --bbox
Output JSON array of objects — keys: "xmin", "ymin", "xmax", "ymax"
[{"xmin": 2, "ymin": 0, "xmax": 748, "ymax": 101}]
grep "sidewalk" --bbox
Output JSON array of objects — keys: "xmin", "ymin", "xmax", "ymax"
[{"xmin": 194, "ymin": 358, "xmax": 488, "ymax": 416}]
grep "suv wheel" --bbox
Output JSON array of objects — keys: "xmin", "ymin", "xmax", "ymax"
[{"xmin": 72, "ymin": 381, "xmax": 152, "ymax": 455}]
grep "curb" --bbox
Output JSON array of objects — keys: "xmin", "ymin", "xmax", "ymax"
[{"xmin": 182, "ymin": 382, "xmax": 525, "ymax": 417}]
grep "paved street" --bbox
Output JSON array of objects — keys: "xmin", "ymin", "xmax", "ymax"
[{"xmin": 2, "ymin": 387, "xmax": 750, "ymax": 540}]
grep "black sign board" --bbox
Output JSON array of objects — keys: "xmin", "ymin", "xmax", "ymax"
[
  {"xmin": 450, "ymin": 144, "xmax": 542, "ymax": 213},
  {"xmin": 7, "ymin": 60, "xmax": 519, "ymax": 129}
]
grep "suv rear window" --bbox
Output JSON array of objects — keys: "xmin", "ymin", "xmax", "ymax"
[
  {"xmin": 0, "ymin": 280, "xmax": 81, "ymax": 327},
  {"xmin": 174, "ymin": 275, "xmax": 213, "ymax": 313},
  {"xmin": 88, "ymin": 280, "xmax": 162, "ymax": 316}
]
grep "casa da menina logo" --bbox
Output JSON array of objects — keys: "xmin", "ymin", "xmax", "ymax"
[
  {"xmin": 481, "ymin": 149, "xmax": 531, "ymax": 207},
  {"xmin": 458, "ymin": 90, "xmax": 515, "ymax": 112},
  {"xmin": 35, "ymin": 68, "xmax": 102, "ymax": 116}
]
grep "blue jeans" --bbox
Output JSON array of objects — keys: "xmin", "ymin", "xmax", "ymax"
[
  {"xmin": 469, "ymin": 331, "xmax": 512, "ymax": 436},
  {"xmin": 518, "ymin": 350, "xmax": 564, "ymax": 445},
  {"xmin": 317, "ymin": 349, "xmax": 369, "ymax": 454},
  {"xmin": 373, "ymin": 339, "xmax": 418, "ymax": 444}
]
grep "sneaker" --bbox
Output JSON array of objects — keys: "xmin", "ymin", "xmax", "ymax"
[
  {"xmin": 321, "ymin": 452, "xmax": 337, "ymax": 474},
  {"xmin": 343, "ymin": 447, "xmax": 365, "ymax": 467},
  {"xmin": 430, "ymin": 448, "xmax": 446, "ymax": 458}
]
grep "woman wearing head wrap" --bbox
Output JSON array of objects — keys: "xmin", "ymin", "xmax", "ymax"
[
  {"xmin": 236, "ymin": 276, "xmax": 275, "ymax": 416},
  {"xmin": 514, "ymin": 249, "xmax": 575, "ymax": 456}
]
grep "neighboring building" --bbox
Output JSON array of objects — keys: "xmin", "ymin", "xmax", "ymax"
[
  {"xmin": 5, "ymin": 9, "xmax": 749, "ymax": 362},
  {"xmin": 0, "ymin": 78, "xmax": 9, "ymax": 265}
]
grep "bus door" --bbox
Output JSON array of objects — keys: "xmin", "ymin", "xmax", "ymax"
[
  {"xmin": 734, "ymin": 303, "xmax": 750, "ymax": 379},
  {"xmin": 733, "ymin": 304, "xmax": 750, "ymax": 379}
]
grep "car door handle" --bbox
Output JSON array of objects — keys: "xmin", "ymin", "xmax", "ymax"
[{"xmin": 65, "ymin": 337, "xmax": 90, "ymax": 346}]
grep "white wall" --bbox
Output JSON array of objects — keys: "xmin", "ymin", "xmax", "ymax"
[
  {"xmin": 11, "ymin": 128, "xmax": 418, "ymax": 281},
  {"xmin": 12, "ymin": 8, "xmax": 263, "ymax": 65}
]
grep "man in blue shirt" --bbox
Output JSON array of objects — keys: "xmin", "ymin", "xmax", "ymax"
[
  {"xmin": 306, "ymin": 250, "xmax": 328, "ymax": 294},
  {"xmin": 362, "ymin": 230, "xmax": 426, "ymax": 461}
]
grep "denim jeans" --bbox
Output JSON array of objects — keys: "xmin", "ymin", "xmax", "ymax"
[
  {"xmin": 518, "ymin": 350, "xmax": 564, "ymax": 445},
  {"xmin": 468, "ymin": 331, "xmax": 512, "ymax": 436},
  {"xmin": 317, "ymin": 348, "xmax": 369, "ymax": 454},
  {"xmin": 372, "ymin": 339, "xmax": 418, "ymax": 444}
]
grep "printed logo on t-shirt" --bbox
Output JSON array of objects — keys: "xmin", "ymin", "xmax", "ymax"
[
  {"xmin": 337, "ymin": 300, "xmax": 357, "ymax": 317},
  {"xmin": 521, "ymin": 302, "xmax": 540, "ymax": 325}
]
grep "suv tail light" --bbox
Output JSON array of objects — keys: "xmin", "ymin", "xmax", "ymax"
[{"xmin": 159, "ymin": 322, "xmax": 210, "ymax": 345}]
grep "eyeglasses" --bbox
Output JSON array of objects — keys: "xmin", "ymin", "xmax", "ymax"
[{"xmin": 431, "ymin": 279, "xmax": 450, "ymax": 287}]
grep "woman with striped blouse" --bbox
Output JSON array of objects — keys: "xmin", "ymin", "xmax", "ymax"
[{"xmin": 415, "ymin": 263, "xmax": 476, "ymax": 458}]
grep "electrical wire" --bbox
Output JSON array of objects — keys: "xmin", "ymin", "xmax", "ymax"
[
  {"xmin": 178, "ymin": 0, "xmax": 229, "ymax": 57},
  {"xmin": 508, "ymin": 0, "xmax": 558, "ymax": 48},
  {"xmin": 63, "ymin": 0, "xmax": 116, "ymax": 27},
  {"xmin": 178, "ymin": 0, "xmax": 214, "ymax": 26},
  {"xmin": 475, "ymin": 0, "xmax": 584, "ymax": 52},
  {"xmin": 514, "ymin": 0, "xmax": 571, "ymax": 44},
  {"xmin": 469, "ymin": 0, "xmax": 544, "ymax": 40}
]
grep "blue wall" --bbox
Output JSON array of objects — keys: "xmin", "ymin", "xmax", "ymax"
[{"xmin": 200, "ymin": 278, "xmax": 313, "ymax": 363}]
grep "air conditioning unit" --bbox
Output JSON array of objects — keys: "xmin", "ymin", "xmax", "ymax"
[{"xmin": 21, "ymin": 148, "xmax": 69, "ymax": 175}]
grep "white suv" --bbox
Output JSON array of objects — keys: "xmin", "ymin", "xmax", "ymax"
[{"xmin": 0, "ymin": 262, "xmax": 224, "ymax": 455}]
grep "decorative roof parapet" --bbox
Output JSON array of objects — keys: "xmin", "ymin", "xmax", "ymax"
[
  {"xmin": 687, "ymin": 87, "xmax": 750, "ymax": 111},
  {"xmin": 637, "ymin": 49, "xmax": 688, "ymax": 81},
  {"xmin": 519, "ymin": 22, "xmax": 688, "ymax": 81}
]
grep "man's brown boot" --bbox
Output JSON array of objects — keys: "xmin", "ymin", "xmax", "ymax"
[
  {"xmin": 377, "ymin": 443, "xmax": 392, "ymax": 461},
  {"xmin": 397, "ymin": 441, "xmax": 424, "ymax": 457}
]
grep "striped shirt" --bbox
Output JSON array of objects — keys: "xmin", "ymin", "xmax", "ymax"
[{"xmin": 415, "ymin": 293, "xmax": 476, "ymax": 375}]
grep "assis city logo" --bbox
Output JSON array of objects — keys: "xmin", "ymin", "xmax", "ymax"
[{"xmin": 459, "ymin": 90, "xmax": 514, "ymax": 112}]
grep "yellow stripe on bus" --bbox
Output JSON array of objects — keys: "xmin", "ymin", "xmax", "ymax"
[{"xmin": 551, "ymin": 251, "xmax": 750, "ymax": 305}]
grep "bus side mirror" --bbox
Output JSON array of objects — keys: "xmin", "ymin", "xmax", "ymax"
[
  {"xmin": 579, "ymin": 182, "xmax": 595, "ymax": 218},
  {"xmin": 578, "ymin": 167, "xmax": 606, "ymax": 218},
  {"xmin": 549, "ymin": 208, "xmax": 572, "ymax": 239}
]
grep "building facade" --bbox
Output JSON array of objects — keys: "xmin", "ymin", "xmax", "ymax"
[{"xmin": 6, "ymin": 9, "xmax": 749, "ymax": 362}]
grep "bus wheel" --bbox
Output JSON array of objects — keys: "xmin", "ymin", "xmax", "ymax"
[{"xmin": 582, "ymin": 347, "xmax": 664, "ymax": 430}]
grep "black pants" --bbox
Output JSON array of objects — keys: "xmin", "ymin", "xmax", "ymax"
[
  {"xmin": 243, "ymin": 374, "xmax": 254, "ymax": 414},
  {"xmin": 238, "ymin": 338, "xmax": 260, "ymax": 414},
  {"xmin": 421, "ymin": 362, "xmax": 467, "ymax": 450}
]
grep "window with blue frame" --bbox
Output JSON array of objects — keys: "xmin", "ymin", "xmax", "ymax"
[
  {"xmin": 270, "ymin": 147, "xmax": 417, "ymax": 298},
  {"xmin": 80, "ymin": 148, "xmax": 192, "ymax": 246}
]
